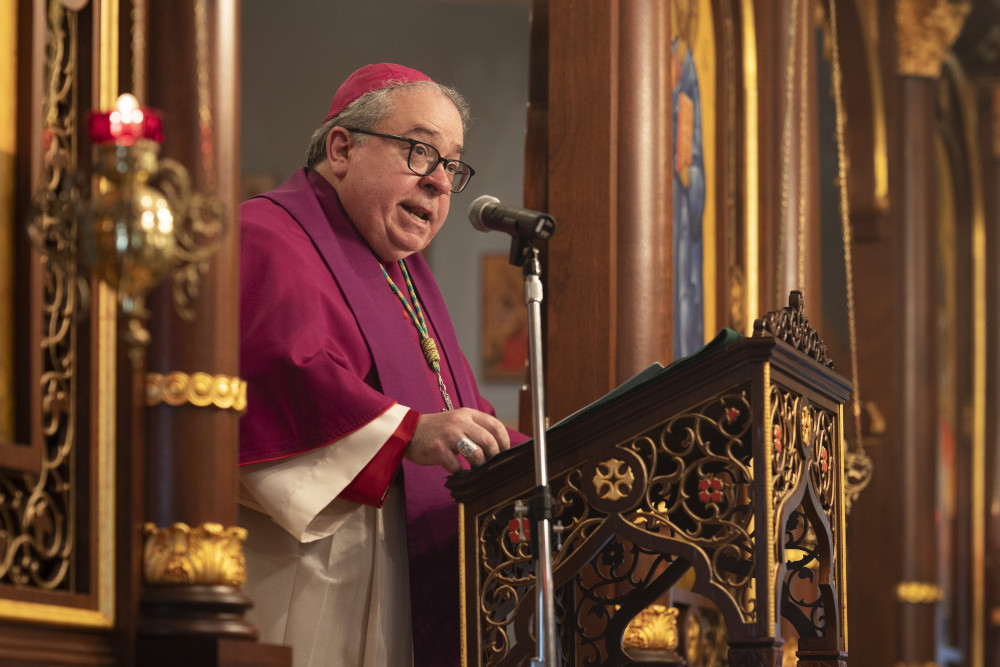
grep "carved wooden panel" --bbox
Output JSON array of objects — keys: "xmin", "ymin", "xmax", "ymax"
[
  {"xmin": 451, "ymin": 313, "xmax": 852, "ymax": 667},
  {"xmin": 1, "ymin": 0, "xmax": 115, "ymax": 642}
]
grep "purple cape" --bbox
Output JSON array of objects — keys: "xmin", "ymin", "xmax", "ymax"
[{"xmin": 240, "ymin": 168, "xmax": 503, "ymax": 666}]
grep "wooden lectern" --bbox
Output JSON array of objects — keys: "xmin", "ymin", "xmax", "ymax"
[{"xmin": 448, "ymin": 292, "xmax": 851, "ymax": 666}]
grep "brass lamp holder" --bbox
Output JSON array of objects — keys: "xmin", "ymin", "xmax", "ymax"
[{"xmin": 29, "ymin": 93, "xmax": 226, "ymax": 364}]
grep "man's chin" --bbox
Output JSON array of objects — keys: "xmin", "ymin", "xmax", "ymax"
[
  {"xmin": 381, "ymin": 239, "xmax": 431, "ymax": 261},
  {"xmin": 390, "ymin": 228, "xmax": 434, "ymax": 256}
]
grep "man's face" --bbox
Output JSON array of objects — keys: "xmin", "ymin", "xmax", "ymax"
[{"xmin": 337, "ymin": 86, "xmax": 464, "ymax": 262}]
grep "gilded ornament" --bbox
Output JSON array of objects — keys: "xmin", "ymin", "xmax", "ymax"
[
  {"xmin": 622, "ymin": 604, "xmax": 679, "ymax": 652},
  {"xmin": 145, "ymin": 371, "xmax": 247, "ymax": 413},
  {"xmin": 592, "ymin": 458, "xmax": 635, "ymax": 502},
  {"xmin": 844, "ymin": 449, "xmax": 875, "ymax": 514},
  {"xmin": 800, "ymin": 405, "xmax": 812, "ymax": 447},
  {"xmin": 895, "ymin": 580, "xmax": 944, "ymax": 604},
  {"xmin": 143, "ymin": 522, "xmax": 248, "ymax": 587},
  {"xmin": 896, "ymin": 0, "xmax": 971, "ymax": 77},
  {"xmin": 782, "ymin": 636, "xmax": 799, "ymax": 667},
  {"xmin": 684, "ymin": 612, "xmax": 702, "ymax": 664}
]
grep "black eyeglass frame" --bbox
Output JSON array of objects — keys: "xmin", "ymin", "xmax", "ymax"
[{"xmin": 343, "ymin": 128, "xmax": 475, "ymax": 193}]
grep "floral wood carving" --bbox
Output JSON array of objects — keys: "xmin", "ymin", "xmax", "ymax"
[{"xmin": 753, "ymin": 291, "xmax": 833, "ymax": 368}]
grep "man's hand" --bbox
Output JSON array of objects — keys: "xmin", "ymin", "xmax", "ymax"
[{"xmin": 407, "ymin": 408, "xmax": 511, "ymax": 474}]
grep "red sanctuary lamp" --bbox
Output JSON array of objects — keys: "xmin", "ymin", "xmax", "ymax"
[
  {"xmin": 87, "ymin": 92, "xmax": 164, "ymax": 145},
  {"xmin": 82, "ymin": 93, "xmax": 177, "ymax": 332}
]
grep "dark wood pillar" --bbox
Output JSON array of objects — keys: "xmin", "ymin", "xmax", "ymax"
[
  {"xmin": 890, "ymin": 4, "xmax": 973, "ymax": 662},
  {"xmin": 545, "ymin": 0, "xmax": 618, "ymax": 422},
  {"xmin": 893, "ymin": 71, "xmax": 940, "ymax": 667},
  {"xmin": 135, "ymin": 4, "xmax": 288, "ymax": 664},
  {"xmin": 143, "ymin": 0, "xmax": 242, "ymax": 533},
  {"xmin": 615, "ymin": 0, "xmax": 672, "ymax": 383},
  {"xmin": 771, "ymin": 0, "xmax": 821, "ymax": 308},
  {"xmin": 749, "ymin": 0, "xmax": 786, "ymax": 319},
  {"xmin": 545, "ymin": 0, "xmax": 674, "ymax": 422},
  {"xmin": 142, "ymin": 0, "xmax": 242, "ymax": 543}
]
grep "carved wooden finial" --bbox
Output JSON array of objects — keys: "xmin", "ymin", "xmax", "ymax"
[
  {"xmin": 896, "ymin": 0, "xmax": 971, "ymax": 78},
  {"xmin": 753, "ymin": 291, "xmax": 834, "ymax": 368}
]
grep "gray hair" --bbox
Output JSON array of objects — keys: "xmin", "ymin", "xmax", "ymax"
[{"xmin": 305, "ymin": 80, "xmax": 471, "ymax": 168}]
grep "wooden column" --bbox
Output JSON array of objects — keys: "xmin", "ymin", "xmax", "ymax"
[
  {"xmin": 749, "ymin": 0, "xmax": 786, "ymax": 319},
  {"xmin": 893, "ymin": 70, "xmax": 940, "ymax": 667},
  {"xmin": 137, "ymin": 5, "xmax": 288, "ymax": 664},
  {"xmin": 545, "ymin": 0, "xmax": 673, "ymax": 422},
  {"xmin": 142, "ymin": 0, "xmax": 242, "ymax": 532},
  {"xmin": 545, "ymin": 0, "xmax": 618, "ymax": 423},
  {"xmin": 891, "ymin": 2, "xmax": 969, "ymax": 662},
  {"xmin": 615, "ymin": 0, "xmax": 672, "ymax": 383},
  {"xmin": 774, "ymin": 0, "xmax": 822, "ymax": 313}
]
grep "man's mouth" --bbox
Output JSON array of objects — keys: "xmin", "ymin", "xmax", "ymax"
[{"xmin": 402, "ymin": 204, "xmax": 430, "ymax": 222}]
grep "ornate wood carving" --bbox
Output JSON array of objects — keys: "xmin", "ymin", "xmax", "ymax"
[
  {"xmin": 753, "ymin": 290, "xmax": 833, "ymax": 368},
  {"xmin": 450, "ymin": 325, "xmax": 852, "ymax": 666},
  {"xmin": 4, "ymin": 0, "xmax": 79, "ymax": 597},
  {"xmin": 0, "ymin": 2, "xmax": 116, "ymax": 651},
  {"xmin": 143, "ymin": 522, "xmax": 248, "ymax": 587},
  {"xmin": 896, "ymin": 0, "xmax": 971, "ymax": 77}
]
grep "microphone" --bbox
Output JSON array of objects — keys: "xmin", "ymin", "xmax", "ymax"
[{"xmin": 467, "ymin": 195, "xmax": 556, "ymax": 240}]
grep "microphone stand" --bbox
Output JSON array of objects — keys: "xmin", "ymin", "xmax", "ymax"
[{"xmin": 508, "ymin": 236, "xmax": 559, "ymax": 667}]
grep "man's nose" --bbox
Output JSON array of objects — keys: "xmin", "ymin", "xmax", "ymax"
[{"xmin": 421, "ymin": 161, "xmax": 452, "ymax": 194}]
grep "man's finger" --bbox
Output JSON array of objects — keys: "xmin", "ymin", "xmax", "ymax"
[{"xmin": 455, "ymin": 437, "xmax": 485, "ymax": 466}]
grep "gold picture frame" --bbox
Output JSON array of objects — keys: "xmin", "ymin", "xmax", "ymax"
[{"xmin": 481, "ymin": 253, "xmax": 527, "ymax": 381}]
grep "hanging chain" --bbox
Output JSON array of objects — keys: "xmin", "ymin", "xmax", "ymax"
[
  {"xmin": 130, "ymin": 0, "xmax": 212, "ymax": 177},
  {"xmin": 131, "ymin": 0, "xmax": 146, "ymax": 101},
  {"xmin": 194, "ymin": 0, "xmax": 216, "ymax": 192},
  {"xmin": 828, "ymin": 0, "xmax": 873, "ymax": 514},
  {"xmin": 828, "ymin": 0, "xmax": 864, "ymax": 457},
  {"xmin": 796, "ymin": 0, "xmax": 809, "ymax": 290}
]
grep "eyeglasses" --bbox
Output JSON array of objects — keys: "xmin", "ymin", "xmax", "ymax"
[{"xmin": 344, "ymin": 128, "xmax": 475, "ymax": 193}]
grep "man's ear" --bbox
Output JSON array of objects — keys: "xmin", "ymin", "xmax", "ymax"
[{"xmin": 326, "ymin": 127, "xmax": 352, "ymax": 177}]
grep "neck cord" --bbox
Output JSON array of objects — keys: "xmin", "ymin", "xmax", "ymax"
[{"xmin": 380, "ymin": 259, "xmax": 455, "ymax": 411}]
